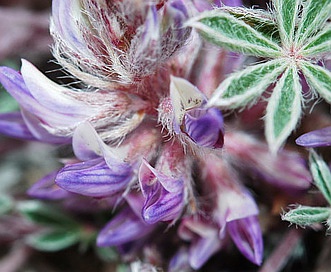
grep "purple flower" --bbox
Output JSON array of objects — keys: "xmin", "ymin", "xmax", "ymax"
[
  {"xmin": 51, "ymin": 0, "xmax": 190, "ymax": 88},
  {"xmin": 55, "ymin": 122, "xmax": 133, "ymax": 198},
  {"xmin": 227, "ymin": 216, "xmax": 263, "ymax": 265},
  {"xmin": 201, "ymin": 154, "xmax": 263, "ymax": 264},
  {"xmin": 139, "ymin": 158, "xmax": 186, "ymax": 224},
  {"xmin": 138, "ymin": 140, "xmax": 191, "ymax": 224},
  {"xmin": 97, "ymin": 207, "xmax": 154, "ymax": 247},
  {"xmin": 178, "ymin": 216, "xmax": 222, "ymax": 270},
  {"xmin": 28, "ymin": 170, "xmax": 70, "ymax": 200},
  {"xmin": 225, "ymin": 131, "xmax": 312, "ymax": 191},
  {"xmin": 159, "ymin": 76, "xmax": 224, "ymax": 149},
  {"xmin": 0, "ymin": 60, "xmax": 146, "ymax": 142},
  {"xmin": 296, "ymin": 126, "xmax": 331, "ymax": 147}
]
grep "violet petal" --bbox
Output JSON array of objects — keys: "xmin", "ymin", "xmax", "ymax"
[
  {"xmin": 55, "ymin": 158, "xmax": 133, "ymax": 198},
  {"xmin": 0, "ymin": 112, "xmax": 35, "ymax": 140},
  {"xmin": 296, "ymin": 126, "xmax": 331, "ymax": 147},
  {"xmin": 227, "ymin": 216, "xmax": 263, "ymax": 265},
  {"xmin": 184, "ymin": 107, "xmax": 224, "ymax": 148},
  {"xmin": 97, "ymin": 208, "xmax": 154, "ymax": 247},
  {"xmin": 28, "ymin": 170, "xmax": 70, "ymax": 200}
]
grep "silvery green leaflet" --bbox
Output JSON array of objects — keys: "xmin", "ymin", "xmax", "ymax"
[
  {"xmin": 188, "ymin": 0, "xmax": 331, "ymax": 152},
  {"xmin": 282, "ymin": 151, "xmax": 331, "ymax": 228}
]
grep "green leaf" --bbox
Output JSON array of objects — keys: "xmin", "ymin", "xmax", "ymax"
[
  {"xmin": 208, "ymin": 59, "xmax": 286, "ymax": 109},
  {"xmin": 299, "ymin": 61, "xmax": 331, "ymax": 104},
  {"xmin": 0, "ymin": 195, "xmax": 13, "ymax": 215},
  {"xmin": 282, "ymin": 205, "xmax": 330, "ymax": 226},
  {"xmin": 221, "ymin": 7, "xmax": 279, "ymax": 42},
  {"xmin": 26, "ymin": 229, "xmax": 80, "ymax": 252},
  {"xmin": 17, "ymin": 200, "xmax": 79, "ymax": 228},
  {"xmin": 295, "ymin": 0, "xmax": 331, "ymax": 46},
  {"xmin": 265, "ymin": 66, "xmax": 302, "ymax": 153},
  {"xmin": 187, "ymin": 10, "xmax": 282, "ymax": 58},
  {"xmin": 309, "ymin": 150, "xmax": 331, "ymax": 204},
  {"xmin": 300, "ymin": 25, "xmax": 331, "ymax": 57},
  {"xmin": 0, "ymin": 88, "xmax": 19, "ymax": 113},
  {"xmin": 273, "ymin": 0, "xmax": 300, "ymax": 46}
]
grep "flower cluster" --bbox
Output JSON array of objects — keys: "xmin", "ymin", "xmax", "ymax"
[{"xmin": 1, "ymin": 0, "xmax": 329, "ymax": 271}]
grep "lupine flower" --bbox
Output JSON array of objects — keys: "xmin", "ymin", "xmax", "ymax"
[
  {"xmin": 158, "ymin": 76, "xmax": 224, "ymax": 149},
  {"xmin": 0, "ymin": 60, "xmax": 147, "ymax": 143},
  {"xmin": 296, "ymin": 126, "xmax": 331, "ymax": 147},
  {"xmin": 97, "ymin": 207, "xmax": 155, "ymax": 247},
  {"xmin": 201, "ymin": 154, "xmax": 263, "ymax": 265},
  {"xmin": 0, "ymin": 0, "xmax": 318, "ymax": 271},
  {"xmin": 224, "ymin": 131, "xmax": 312, "ymax": 191},
  {"xmin": 178, "ymin": 216, "xmax": 222, "ymax": 269},
  {"xmin": 55, "ymin": 122, "xmax": 134, "ymax": 198},
  {"xmin": 51, "ymin": 0, "xmax": 191, "ymax": 89},
  {"xmin": 138, "ymin": 140, "xmax": 191, "ymax": 224}
]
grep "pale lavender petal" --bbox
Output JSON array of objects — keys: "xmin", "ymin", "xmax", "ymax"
[
  {"xmin": 169, "ymin": 247, "xmax": 192, "ymax": 272},
  {"xmin": 51, "ymin": 0, "xmax": 88, "ymax": 53},
  {"xmin": 178, "ymin": 217, "xmax": 222, "ymax": 270},
  {"xmin": 21, "ymin": 59, "xmax": 89, "ymax": 116},
  {"xmin": 189, "ymin": 233, "xmax": 221, "ymax": 269},
  {"xmin": 139, "ymin": 159, "xmax": 182, "ymax": 194},
  {"xmin": 184, "ymin": 107, "xmax": 224, "ymax": 148},
  {"xmin": 225, "ymin": 132, "xmax": 312, "ymax": 191},
  {"xmin": 0, "ymin": 112, "xmax": 35, "ymax": 140},
  {"xmin": 21, "ymin": 109, "xmax": 71, "ymax": 144},
  {"xmin": 228, "ymin": 216, "xmax": 263, "ymax": 265},
  {"xmin": 296, "ymin": 126, "xmax": 331, "ymax": 147},
  {"xmin": 0, "ymin": 66, "xmax": 82, "ymax": 128},
  {"xmin": 97, "ymin": 208, "xmax": 154, "ymax": 247},
  {"xmin": 55, "ymin": 158, "xmax": 133, "ymax": 197},
  {"xmin": 28, "ymin": 170, "xmax": 70, "ymax": 200}
]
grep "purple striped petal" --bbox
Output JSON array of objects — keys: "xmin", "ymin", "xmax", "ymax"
[
  {"xmin": 184, "ymin": 107, "xmax": 224, "ymax": 148},
  {"xmin": 28, "ymin": 170, "xmax": 71, "ymax": 200},
  {"xmin": 296, "ymin": 126, "xmax": 331, "ymax": 147},
  {"xmin": 139, "ymin": 159, "xmax": 185, "ymax": 224},
  {"xmin": 228, "ymin": 216, "xmax": 263, "ymax": 265},
  {"xmin": 97, "ymin": 207, "xmax": 154, "ymax": 247},
  {"xmin": 55, "ymin": 157, "xmax": 133, "ymax": 197},
  {"xmin": 0, "ymin": 112, "xmax": 35, "ymax": 140}
]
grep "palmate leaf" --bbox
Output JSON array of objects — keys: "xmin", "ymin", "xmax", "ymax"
[
  {"xmin": 265, "ymin": 66, "xmax": 302, "ymax": 153},
  {"xmin": 187, "ymin": 10, "xmax": 282, "ymax": 58},
  {"xmin": 295, "ymin": 0, "xmax": 331, "ymax": 46},
  {"xmin": 282, "ymin": 206, "xmax": 331, "ymax": 226},
  {"xmin": 273, "ymin": 0, "xmax": 300, "ymax": 47},
  {"xmin": 299, "ymin": 61, "xmax": 331, "ymax": 103},
  {"xmin": 309, "ymin": 150, "xmax": 331, "ymax": 204},
  {"xmin": 301, "ymin": 25, "xmax": 331, "ymax": 57},
  {"xmin": 220, "ymin": 7, "xmax": 279, "ymax": 42},
  {"xmin": 208, "ymin": 59, "xmax": 286, "ymax": 109}
]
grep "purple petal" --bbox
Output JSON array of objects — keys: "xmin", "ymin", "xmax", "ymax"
[
  {"xmin": 178, "ymin": 217, "xmax": 222, "ymax": 270},
  {"xmin": 296, "ymin": 126, "xmax": 331, "ymax": 147},
  {"xmin": 0, "ymin": 112, "xmax": 35, "ymax": 140},
  {"xmin": 139, "ymin": 159, "xmax": 185, "ymax": 224},
  {"xmin": 142, "ymin": 184, "xmax": 184, "ymax": 224},
  {"xmin": 184, "ymin": 107, "xmax": 224, "ymax": 148},
  {"xmin": 55, "ymin": 158, "xmax": 133, "ymax": 197},
  {"xmin": 28, "ymin": 170, "xmax": 70, "ymax": 200},
  {"xmin": 97, "ymin": 208, "xmax": 154, "ymax": 247},
  {"xmin": 228, "ymin": 216, "xmax": 263, "ymax": 265}
]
